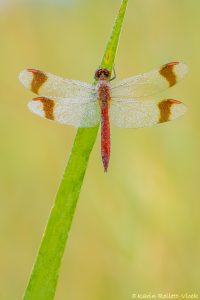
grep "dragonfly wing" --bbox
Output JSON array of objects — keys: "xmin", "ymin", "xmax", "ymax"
[
  {"xmin": 28, "ymin": 97, "xmax": 100, "ymax": 128},
  {"xmin": 111, "ymin": 62, "xmax": 188, "ymax": 99},
  {"xmin": 19, "ymin": 69, "xmax": 96, "ymax": 99},
  {"xmin": 110, "ymin": 98, "xmax": 187, "ymax": 128}
]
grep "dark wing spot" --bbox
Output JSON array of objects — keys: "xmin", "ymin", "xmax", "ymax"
[
  {"xmin": 27, "ymin": 69, "xmax": 47, "ymax": 94},
  {"xmin": 34, "ymin": 97, "xmax": 55, "ymax": 120},
  {"xmin": 159, "ymin": 62, "xmax": 178, "ymax": 87},
  {"xmin": 158, "ymin": 99, "xmax": 181, "ymax": 123}
]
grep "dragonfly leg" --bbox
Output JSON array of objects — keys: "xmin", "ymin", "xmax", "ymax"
[{"xmin": 109, "ymin": 65, "xmax": 116, "ymax": 81}]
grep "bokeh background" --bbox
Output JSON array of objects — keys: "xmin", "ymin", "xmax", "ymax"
[{"xmin": 0, "ymin": 0, "xmax": 200, "ymax": 299}]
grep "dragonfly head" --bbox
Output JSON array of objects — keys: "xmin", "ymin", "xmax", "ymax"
[{"xmin": 94, "ymin": 68, "xmax": 111, "ymax": 81}]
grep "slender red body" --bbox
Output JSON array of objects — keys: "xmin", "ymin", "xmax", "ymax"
[
  {"xmin": 100, "ymin": 97, "xmax": 110, "ymax": 172},
  {"xmin": 99, "ymin": 87, "xmax": 110, "ymax": 172},
  {"xmin": 95, "ymin": 68, "xmax": 112, "ymax": 172}
]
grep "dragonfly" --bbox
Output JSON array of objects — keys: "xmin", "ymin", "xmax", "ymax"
[{"xmin": 19, "ymin": 62, "xmax": 188, "ymax": 171}]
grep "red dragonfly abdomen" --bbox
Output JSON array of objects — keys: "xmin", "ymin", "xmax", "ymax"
[{"xmin": 101, "ymin": 104, "xmax": 110, "ymax": 172}]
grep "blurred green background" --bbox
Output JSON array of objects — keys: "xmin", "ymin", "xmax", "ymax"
[{"xmin": 0, "ymin": 0, "xmax": 200, "ymax": 299}]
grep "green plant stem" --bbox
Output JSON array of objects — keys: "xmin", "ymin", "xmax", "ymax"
[{"xmin": 23, "ymin": 1, "xmax": 129, "ymax": 299}]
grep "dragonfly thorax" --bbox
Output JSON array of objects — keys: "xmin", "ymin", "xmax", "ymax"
[{"xmin": 97, "ymin": 80, "xmax": 111, "ymax": 109}]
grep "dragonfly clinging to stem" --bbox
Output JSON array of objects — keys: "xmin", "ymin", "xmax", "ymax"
[{"xmin": 19, "ymin": 62, "xmax": 188, "ymax": 171}]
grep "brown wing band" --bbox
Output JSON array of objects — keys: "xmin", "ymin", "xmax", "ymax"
[
  {"xmin": 158, "ymin": 99, "xmax": 181, "ymax": 123},
  {"xmin": 34, "ymin": 97, "xmax": 55, "ymax": 120},
  {"xmin": 28, "ymin": 69, "xmax": 47, "ymax": 94},
  {"xmin": 159, "ymin": 62, "xmax": 178, "ymax": 87}
]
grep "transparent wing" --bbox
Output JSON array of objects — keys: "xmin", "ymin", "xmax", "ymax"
[
  {"xmin": 28, "ymin": 97, "xmax": 100, "ymax": 128},
  {"xmin": 19, "ymin": 69, "xmax": 96, "ymax": 99},
  {"xmin": 110, "ymin": 98, "xmax": 187, "ymax": 128},
  {"xmin": 111, "ymin": 62, "xmax": 188, "ymax": 99}
]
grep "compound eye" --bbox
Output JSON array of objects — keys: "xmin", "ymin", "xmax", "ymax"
[
  {"xmin": 94, "ymin": 69, "xmax": 101, "ymax": 79},
  {"xmin": 104, "ymin": 70, "xmax": 110, "ymax": 78}
]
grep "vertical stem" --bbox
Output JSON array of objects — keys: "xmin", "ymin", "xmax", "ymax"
[
  {"xmin": 101, "ymin": 0, "xmax": 129, "ymax": 70},
  {"xmin": 23, "ymin": 1, "xmax": 129, "ymax": 299}
]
